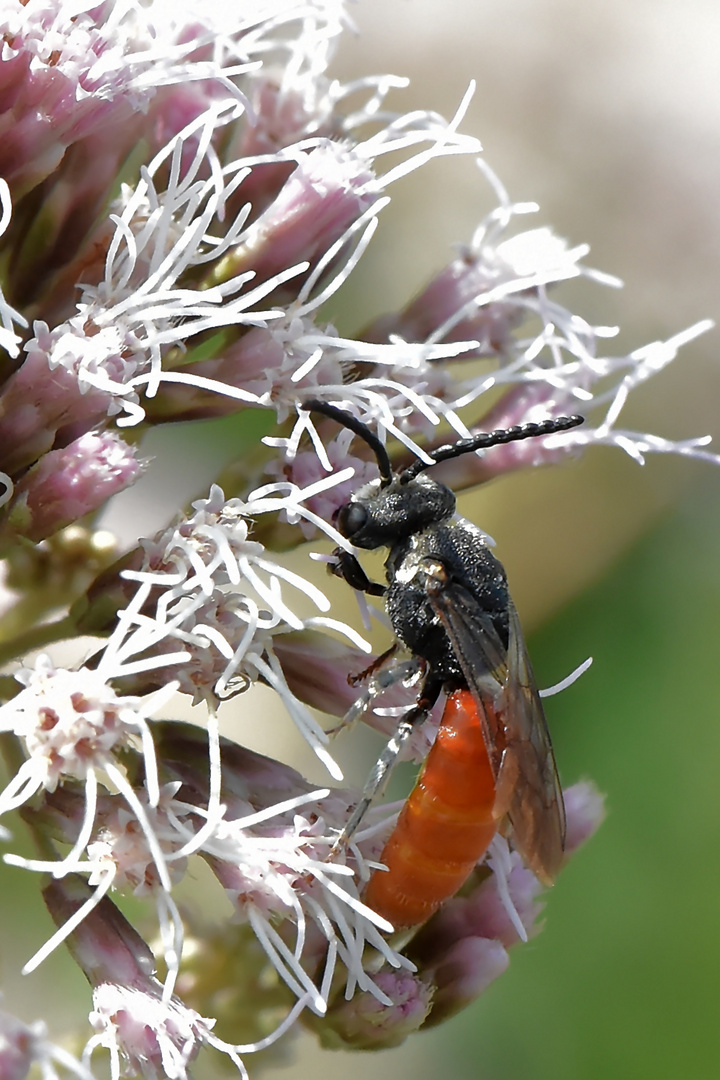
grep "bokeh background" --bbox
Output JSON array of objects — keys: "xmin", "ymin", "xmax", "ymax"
[{"xmin": 1, "ymin": 2, "xmax": 719, "ymax": 1078}]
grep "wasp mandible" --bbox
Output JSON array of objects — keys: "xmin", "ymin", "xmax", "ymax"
[{"xmin": 302, "ymin": 400, "xmax": 583, "ymax": 929}]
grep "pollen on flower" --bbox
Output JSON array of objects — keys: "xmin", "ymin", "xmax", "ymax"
[
  {"xmin": 1, "ymin": 658, "xmax": 145, "ymax": 792},
  {"xmin": 0, "ymin": 656, "xmax": 178, "ymax": 847}
]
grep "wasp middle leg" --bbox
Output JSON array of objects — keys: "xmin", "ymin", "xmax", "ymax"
[{"xmin": 332, "ymin": 673, "xmax": 443, "ymax": 853}]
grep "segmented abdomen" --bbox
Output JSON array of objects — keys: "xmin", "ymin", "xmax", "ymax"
[{"xmin": 364, "ymin": 688, "xmax": 497, "ymax": 929}]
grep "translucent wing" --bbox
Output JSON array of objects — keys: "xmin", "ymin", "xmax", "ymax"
[
  {"xmin": 498, "ymin": 600, "xmax": 566, "ymax": 881},
  {"xmin": 427, "ymin": 574, "xmax": 565, "ymax": 884}
]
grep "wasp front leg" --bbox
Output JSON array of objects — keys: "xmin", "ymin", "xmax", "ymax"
[{"xmin": 329, "ymin": 546, "xmax": 386, "ymax": 596}]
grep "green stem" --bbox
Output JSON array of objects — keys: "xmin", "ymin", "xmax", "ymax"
[
  {"xmin": 0, "ymin": 732, "xmax": 61, "ymax": 863},
  {"xmin": 0, "ymin": 613, "xmax": 78, "ymax": 670},
  {"xmin": 0, "ymin": 730, "xmax": 24, "ymax": 780}
]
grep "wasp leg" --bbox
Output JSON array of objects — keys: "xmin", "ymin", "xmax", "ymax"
[
  {"xmin": 330, "ymin": 547, "xmax": 386, "ymax": 596},
  {"xmin": 326, "ymin": 655, "xmax": 424, "ymax": 737},
  {"xmin": 332, "ymin": 673, "xmax": 443, "ymax": 852},
  {"xmin": 341, "ymin": 656, "xmax": 425, "ymax": 728},
  {"xmin": 348, "ymin": 643, "xmax": 399, "ymax": 687}
]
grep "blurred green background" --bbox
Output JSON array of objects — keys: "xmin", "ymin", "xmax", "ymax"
[
  {"xmin": 446, "ymin": 486, "xmax": 720, "ymax": 1080},
  {"xmin": 2, "ymin": 1, "xmax": 719, "ymax": 1078}
]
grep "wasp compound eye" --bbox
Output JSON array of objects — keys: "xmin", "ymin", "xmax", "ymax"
[{"xmin": 337, "ymin": 501, "xmax": 368, "ymax": 538}]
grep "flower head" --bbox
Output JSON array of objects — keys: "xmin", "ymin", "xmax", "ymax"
[
  {"xmin": 0, "ymin": 1003, "xmax": 95, "ymax": 1080},
  {"xmin": 0, "ymin": 1, "xmax": 714, "ymax": 1076},
  {"xmin": 0, "ymin": 655, "xmax": 173, "ymax": 800}
]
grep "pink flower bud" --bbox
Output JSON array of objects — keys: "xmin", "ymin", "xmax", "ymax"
[
  {"xmin": 234, "ymin": 78, "xmax": 340, "ymax": 215},
  {"xmin": 562, "ymin": 780, "xmax": 607, "ymax": 854},
  {"xmin": 0, "ymin": 1008, "xmax": 35, "ymax": 1080},
  {"xmin": 0, "ymin": 343, "xmax": 117, "ymax": 476},
  {"xmin": 212, "ymin": 144, "xmax": 377, "ymax": 297},
  {"xmin": 0, "ymin": 19, "xmax": 139, "ymax": 199},
  {"xmin": 43, "ymin": 876, "xmax": 157, "ymax": 990},
  {"xmin": 365, "ymin": 254, "xmax": 524, "ymax": 359},
  {"xmin": 312, "ymin": 970, "xmax": 433, "ymax": 1050},
  {"xmin": 146, "ymin": 327, "xmax": 287, "ymax": 422},
  {"xmin": 72, "ymin": 546, "xmax": 145, "ymax": 636},
  {"xmin": 3, "ymin": 431, "xmax": 141, "ymax": 544},
  {"xmin": 455, "ymin": 861, "xmax": 545, "ymax": 949},
  {"xmin": 273, "ymin": 630, "xmax": 372, "ymax": 716},
  {"xmin": 152, "ymin": 720, "xmax": 321, "ymax": 817},
  {"xmin": 421, "ymin": 936, "xmax": 509, "ymax": 1028}
]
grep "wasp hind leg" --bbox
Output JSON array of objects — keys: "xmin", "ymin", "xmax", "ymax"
[{"xmin": 331, "ymin": 673, "xmax": 443, "ymax": 854}]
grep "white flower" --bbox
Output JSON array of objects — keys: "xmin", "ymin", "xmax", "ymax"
[
  {"xmin": 0, "ymin": 656, "xmax": 174, "ymax": 801},
  {"xmin": 87, "ymin": 981, "xmax": 219, "ymax": 1080},
  {"xmin": 0, "ymin": 1004, "xmax": 96, "ymax": 1080},
  {"xmin": 100, "ymin": 482, "xmax": 369, "ymax": 773},
  {"xmin": 202, "ymin": 792, "xmax": 411, "ymax": 1016}
]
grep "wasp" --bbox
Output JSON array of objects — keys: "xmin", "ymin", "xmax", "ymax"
[{"xmin": 302, "ymin": 400, "xmax": 583, "ymax": 929}]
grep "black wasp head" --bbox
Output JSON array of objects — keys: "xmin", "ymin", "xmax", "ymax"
[
  {"xmin": 337, "ymin": 472, "xmax": 456, "ymax": 549},
  {"xmin": 302, "ymin": 400, "xmax": 584, "ymax": 551}
]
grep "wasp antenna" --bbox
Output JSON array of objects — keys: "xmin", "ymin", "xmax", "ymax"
[
  {"xmin": 400, "ymin": 414, "xmax": 585, "ymax": 482},
  {"xmin": 301, "ymin": 400, "xmax": 394, "ymax": 487}
]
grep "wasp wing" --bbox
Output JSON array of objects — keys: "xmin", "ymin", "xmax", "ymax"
[
  {"xmin": 499, "ymin": 599, "xmax": 566, "ymax": 881},
  {"xmin": 427, "ymin": 575, "xmax": 565, "ymax": 884},
  {"xmin": 425, "ymin": 576, "xmax": 508, "ymax": 755}
]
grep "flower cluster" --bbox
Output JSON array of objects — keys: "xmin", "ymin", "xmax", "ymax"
[{"xmin": 0, "ymin": 2, "xmax": 713, "ymax": 1078}]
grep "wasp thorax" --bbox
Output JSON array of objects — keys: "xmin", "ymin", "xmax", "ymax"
[{"xmin": 338, "ymin": 473, "xmax": 456, "ymax": 550}]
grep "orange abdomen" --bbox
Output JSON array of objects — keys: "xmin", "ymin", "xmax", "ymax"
[{"xmin": 364, "ymin": 689, "xmax": 497, "ymax": 929}]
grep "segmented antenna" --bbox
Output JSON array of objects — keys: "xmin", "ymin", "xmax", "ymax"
[
  {"xmin": 400, "ymin": 414, "xmax": 585, "ymax": 483},
  {"xmin": 302, "ymin": 400, "xmax": 584, "ymax": 488},
  {"xmin": 301, "ymin": 399, "xmax": 394, "ymax": 487}
]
